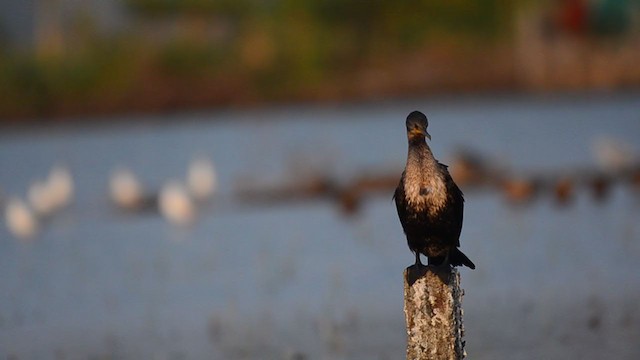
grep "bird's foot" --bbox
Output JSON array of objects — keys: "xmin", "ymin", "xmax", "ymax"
[
  {"xmin": 406, "ymin": 263, "xmax": 452, "ymax": 286},
  {"xmin": 429, "ymin": 263, "xmax": 453, "ymax": 285},
  {"xmin": 406, "ymin": 262, "xmax": 429, "ymax": 286}
]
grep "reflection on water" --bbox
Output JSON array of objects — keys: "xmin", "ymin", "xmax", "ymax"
[{"xmin": 0, "ymin": 94, "xmax": 639, "ymax": 359}]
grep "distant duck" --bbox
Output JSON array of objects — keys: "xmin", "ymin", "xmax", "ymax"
[
  {"xmin": 554, "ymin": 177, "xmax": 574, "ymax": 206},
  {"xmin": 109, "ymin": 167, "xmax": 145, "ymax": 210},
  {"xmin": 47, "ymin": 165, "xmax": 74, "ymax": 210},
  {"xmin": 5, "ymin": 198, "xmax": 39, "ymax": 240},
  {"xmin": 630, "ymin": 167, "xmax": 640, "ymax": 192},
  {"xmin": 159, "ymin": 181, "xmax": 196, "ymax": 226},
  {"xmin": 449, "ymin": 149, "xmax": 490, "ymax": 188},
  {"xmin": 589, "ymin": 174, "xmax": 611, "ymax": 202},
  {"xmin": 500, "ymin": 176, "xmax": 539, "ymax": 205},
  {"xmin": 338, "ymin": 189, "xmax": 361, "ymax": 216},
  {"xmin": 187, "ymin": 156, "xmax": 217, "ymax": 202}
]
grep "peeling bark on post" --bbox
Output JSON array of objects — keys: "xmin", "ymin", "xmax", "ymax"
[{"xmin": 404, "ymin": 267, "xmax": 465, "ymax": 360}]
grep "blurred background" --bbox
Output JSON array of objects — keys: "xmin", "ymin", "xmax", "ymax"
[{"xmin": 1, "ymin": 1, "xmax": 640, "ymax": 359}]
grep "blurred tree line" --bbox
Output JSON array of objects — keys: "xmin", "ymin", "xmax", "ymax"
[{"xmin": 0, "ymin": 0, "xmax": 635, "ymax": 120}]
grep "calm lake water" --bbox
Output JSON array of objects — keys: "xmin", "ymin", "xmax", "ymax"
[{"xmin": 1, "ymin": 93, "xmax": 639, "ymax": 359}]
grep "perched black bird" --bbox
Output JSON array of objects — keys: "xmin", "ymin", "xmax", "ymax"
[{"xmin": 394, "ymin": 111, "xmax": 475, "ymax": 277}]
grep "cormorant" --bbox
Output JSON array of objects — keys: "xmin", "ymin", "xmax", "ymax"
[{"xmin": 394, "ymin": 111, "xmax": 475, "ymax": 279}]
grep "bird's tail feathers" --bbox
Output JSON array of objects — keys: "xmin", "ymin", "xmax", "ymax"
[{"xmin": 450, "ymin": 248, "xmax": 476, "ymax": 269}]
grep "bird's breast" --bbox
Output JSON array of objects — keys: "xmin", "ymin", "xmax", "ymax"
[{"xmin": 403, "ymin": 171, "xmax": 448, "ymax": 216}]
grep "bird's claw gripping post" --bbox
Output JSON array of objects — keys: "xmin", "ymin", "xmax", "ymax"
[
  {"xmin": 407, "ymin": 252, "xmax": 453, "ymax": 286},
  {"xmin": 406, "ymin": 252, "xmax": 429, "ymax": 286}
]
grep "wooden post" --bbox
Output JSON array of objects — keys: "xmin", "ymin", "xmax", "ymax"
[{"xmin": 404, "ymin": 267, "xmax": 466, "ymax": 360}]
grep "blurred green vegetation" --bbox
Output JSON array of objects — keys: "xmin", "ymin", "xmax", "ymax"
[
  {"xmin": 0, "ymin": 0, "xmax": 518, "ymax": 119},
  {"xmin": 5, "ymin": 0, "xmax": 636, "ymax": 119}
]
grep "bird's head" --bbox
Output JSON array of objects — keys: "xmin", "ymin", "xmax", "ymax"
[{"xmin": 406, "ymin": 111, "xmax": 431, "ymax": 141}]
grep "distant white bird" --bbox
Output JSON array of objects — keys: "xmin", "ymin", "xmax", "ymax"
[
  {"xmin": 110, "ymin": 167, "xmax": 144, "ymax": 210},
  {"xmin": 159, "ymin": 181, "xmax": 196, "ymax": 226},
  {"xmin": 47, "ymin": 165, "xmax": 74, "ymax": 209},
  {"xmin": 187, "ymin": 156, "xmax": 217, "ymax": 202},
  {"xmin": 593, "ymin": 137, "xmax": 637, "ymax": 172},
  {"xmin": 28, "ymin": 180, "xmax": 57, "ymax": 217},
  {"xmin": 27, "ymin": 165, "xmax": 74, "ymax": 217},
  {"xmin": 5, "ymin": 198, "xmax": 39, "ymax": 240}
]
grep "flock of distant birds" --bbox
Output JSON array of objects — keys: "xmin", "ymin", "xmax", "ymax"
[
  {"xmin": 237, "ymin": 136, "xmax": 640, "ymax": 214},
  {"xmin": 2, "ymin": 137, "xmax": 639, "ymax": 241},
  {"xmin": 2, "ymin": 156, "xmax": 218, "ymax": 240},
  {"xmin": 449, "ymin": 137, "xmax": 640, "ymax": 206}
]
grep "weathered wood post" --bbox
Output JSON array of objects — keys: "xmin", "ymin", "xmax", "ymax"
[{"xmin": 404, "ymin": 267, "xmax": 466, "ymax": 360}]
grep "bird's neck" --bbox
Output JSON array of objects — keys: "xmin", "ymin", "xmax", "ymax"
[
  {"xmin": 404, "ymin": 138, "xmax": 447, "ymax": 212},
  {"xmin": 406, "ymin": 139, "xmax": 438, "ymax": 172}
]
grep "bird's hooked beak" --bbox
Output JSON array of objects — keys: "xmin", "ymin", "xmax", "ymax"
[{"xmin": 409, "ymin": 127, "xmax": 431, "ymax": 140}]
